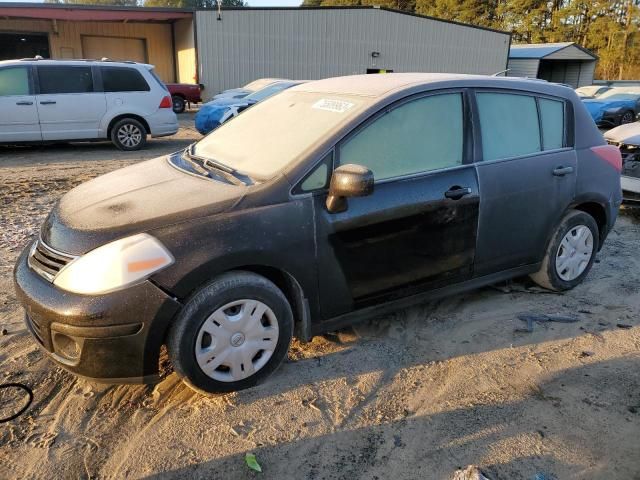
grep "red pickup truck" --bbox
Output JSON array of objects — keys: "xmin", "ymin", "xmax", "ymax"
[{"xmin": 166, "ymin": 83, "xmax": 203, "ymax": 114}]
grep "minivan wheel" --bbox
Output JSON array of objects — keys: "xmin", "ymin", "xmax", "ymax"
[
  {"xmin": 111, "ymin": 118, "xmax": 147, "ymax": 151},
  {"xmin": 530, "ymin": 210, "xmax": 599, "ymax": 291},
  {"xmin": 167, "ymin": 271, "xmax": 293, "ymax": 394},
  {"xmin": 172, "ymin": 96, "xmax": 186, "ymax": 114}
]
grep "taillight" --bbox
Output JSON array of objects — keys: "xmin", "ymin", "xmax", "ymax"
[
  {"xmin": 590, "ymin": 145, "xmax": 622, "ymax": 172},
  {"xmin": 159, "ymin": 96, "xmax": 172, "ymax": 109}
]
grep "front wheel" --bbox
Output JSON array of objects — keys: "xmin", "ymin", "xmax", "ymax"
[
  {"xmin": 167, "ymin": 271, "xmax": 293, "ymax": 394},
  {"xmin": 620, "ymin": 111, "xmax": 634, "ymax": 125},
  {"xmin": 530, "ymin": 210, "xmax": 599, "ymax": 291},
  {"xmin": 110, "ymin": 118, "xmax": 147, "ymax": 151}
]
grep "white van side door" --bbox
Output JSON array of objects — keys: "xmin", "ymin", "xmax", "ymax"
[{"xmin": 0, "ymin": 65, "xmax": 41, "ymax": 142}]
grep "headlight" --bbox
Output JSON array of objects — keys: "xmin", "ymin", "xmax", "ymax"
[{"xmin": 53, "ymin": 234, "xmax": 174, "ymax": 295}]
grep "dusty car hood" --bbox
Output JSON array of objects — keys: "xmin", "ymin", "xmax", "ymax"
[
  {"xmin": 41, "ymin": 155, "xmax": 245, "ymax": 255},
  {"xmin": 604, "ymin": 122, "xmax": 640, "ymax": 146}
]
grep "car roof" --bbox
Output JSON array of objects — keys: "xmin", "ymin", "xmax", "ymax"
[
  {"xmin": 0, "ymin": 58, "xmax": 154, "ymax": 69},
  {"xmin": 292, "ymin": 73, "xmax": 573, "ymax": 98}
]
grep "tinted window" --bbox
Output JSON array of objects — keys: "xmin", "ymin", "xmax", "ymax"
[
  {"xmin": 0, "ymin": 67, "xmax": 29, "ymax": 96},
  {"xmin": 539, "ymin": 98, "xmax": 565, "ymax": 150},
  {"xmin": 101, "ymin": 67, "xmax": 150, "ymax": 92},
  {"xmin": 477, "ymin": 93, "xmax": 541, "ymax": 161},
  {"xmin": 38, "ymin": 66, "xmax": 94, "ymax": 94},
  {"xmin": 339, "ymin": 93, "xmax": 464, "ymax": 181}
]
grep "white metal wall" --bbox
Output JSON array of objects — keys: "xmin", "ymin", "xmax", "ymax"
[{"xmin": 195, "ymin": 8, "xmax": 510, "ymax": 97}]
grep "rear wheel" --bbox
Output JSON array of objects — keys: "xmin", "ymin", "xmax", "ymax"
[
  {"xmin": 172, "ymin": 95, "xmax": 186, "ymax": 114},
  {"xmin": 167, "ymin": 271, "xmax": 293, "ymax": 394},
  {"xmin": 530, "ymin": 210, "xmax": 599, "ymax": 291},
  {"xmin": 110, "ymin": 118, "xmax": 147, "ymax": 151}
]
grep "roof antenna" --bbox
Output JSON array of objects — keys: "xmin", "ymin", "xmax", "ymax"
[
  {"xmin": 491, "ymin": 69, "xmax": 510, "ymax": 77},
  {"xmin": 217, "ymin": 0, "xmax": 222, "ymax": 21}
]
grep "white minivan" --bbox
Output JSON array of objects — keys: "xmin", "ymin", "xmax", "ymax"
[{"xmin": 0, "ymin": 58, "xmax": 178, "ymax": 150}]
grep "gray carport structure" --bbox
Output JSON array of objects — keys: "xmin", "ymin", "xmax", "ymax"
[{"xmin": 507, "ymin": 42, "xmax": 598, "ymax": 88}]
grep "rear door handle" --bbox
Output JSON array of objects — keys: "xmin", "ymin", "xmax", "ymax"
[
  {"xmin": 552, "ymin": 166, "xmax": 574, "ymax": 176},
  {"xmin": 16, "ymin": 101, "xmax": 33, "ymax": 106},
  {"xmin": 444, "ymin": 186, "xmax": 472, "ymax": 200},
  {"xmin": 40, "ymin": 100, "xmax": 56, "ymax": 105}
]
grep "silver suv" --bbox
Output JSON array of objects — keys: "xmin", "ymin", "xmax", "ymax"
[{"xmin": 0, "ymin": 58, "xmax": 178, "ymax": 150}]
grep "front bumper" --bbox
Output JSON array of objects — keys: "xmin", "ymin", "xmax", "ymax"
[{"xmin": 13, "ymin": 244, "xmax": 182, "ymax": 383}]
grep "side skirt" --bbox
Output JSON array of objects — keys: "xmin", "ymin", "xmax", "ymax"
[{"xmin": 310, "ymin": 263, "xmax": 540, "ymax": 336}]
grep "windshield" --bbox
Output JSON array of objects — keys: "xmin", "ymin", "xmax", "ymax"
[
  {"xmin": 193, "ymin": 90, "xmax": 370, "ymax": 180},
  {"xmin": 576, "ymin": 86, "xmax": 600, "ymax": 96},
  {"xmin": 242, "ymin": 78, "xmax": 283, "ymax": 92},
  {"xmin": 245, "ymin": 82, "xmax": 293, "ymax": 102},
  {"xmin": 598, "ymin": 89, "xmax": 640, "ymax": 101}
]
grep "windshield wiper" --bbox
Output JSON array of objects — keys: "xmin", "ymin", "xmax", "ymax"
[{"xmin": 184, "ymin": 145, "xmax": 253, "ymax": 186}]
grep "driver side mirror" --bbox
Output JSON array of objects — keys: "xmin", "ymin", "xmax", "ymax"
[{"xmin": 326, "ymin": 164, "xmax": 374, "ymax": 213}]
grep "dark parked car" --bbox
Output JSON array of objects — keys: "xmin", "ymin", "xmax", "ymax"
[{"xmin": 14, "ymin": 74, "xmax": 622, "ymax": 394}]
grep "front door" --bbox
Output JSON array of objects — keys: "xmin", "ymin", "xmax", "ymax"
[
  {"xmin": 36, "ymin": 65, "xmax": 106, "ymax": 140},
  {"xmin": 472, "ymin": 91, "xmax": 577, "ymax": 275},
  {"xmin": 313, "ymin": 91, "xmax": 480, "ymax": 318},
  {"xmin": 0, "ymin": 65, "xmax": 41, "ymax": 142}
]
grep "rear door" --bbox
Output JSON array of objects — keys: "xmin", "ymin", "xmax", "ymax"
[
  {"xmin": 36, "ymin": 65, "xmax": 106, "ymax": 140},
  {"xmin": 312, "ymin": 91, "xmax": 481, "ymax": 317},
  {"xmin": 0, "ymin": 65, "xmax": 41, "ymax": 142},
  {"xmin": 472, "ymin": 90, "xmax": 577, "ymax": 275}
]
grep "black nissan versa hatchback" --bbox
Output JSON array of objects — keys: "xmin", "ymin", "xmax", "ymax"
[{"xmin": 14, "ymin": 74, "xmax": 622, "ymax": 394}]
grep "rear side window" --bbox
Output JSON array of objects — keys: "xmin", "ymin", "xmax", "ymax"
[
  {"xmin": 539, "ymin": 98, "xmax": 565, "ymax": 150},
  {"xmin": 476, "ymin": 92, "xmax": 540, "ymax": 161},
  {"xmin": 38, "ymin": 66, "xmax": 94, "ymax": 94},
  {"xmin": 148, "ymin": 68, "xmax": 168, "ymax": 91},
  {"xmin": 0, "ymin": 67, "xmax": 30, "ymax": 96},
  {"xmin": 101, "ymin": 67, "xmax": 150, "ymax": 92},
  {"xmin": 339, "ymin": 93, "xmax": 464, "ymax": 181}
]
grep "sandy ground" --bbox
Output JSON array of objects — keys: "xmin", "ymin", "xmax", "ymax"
[{"xmin": 1, "ymin": 115, "xmax": 639, "ymax": 480}]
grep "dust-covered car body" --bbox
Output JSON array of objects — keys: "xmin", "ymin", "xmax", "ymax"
[
  {"xmin": 212, "ymin": 78, "xmax": 285, "ymax": 101},
  {"xmin": 605, "ymin": 120, "xmax": 640, "ymax": 201},
  {"xmin": 14, "ymin": 73, "xmax": 622, "ymax": 390}
]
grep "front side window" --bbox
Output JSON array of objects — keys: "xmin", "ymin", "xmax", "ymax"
[
  {"xmin": 338, "ymin": 93, "xmax": 464, "ymax": 181},
  {"xmin": 0, "ymin": 67, "xmax": 30, "ymax": 96},
  {"xmin": 476, "ymin": 92, "xmax": 541, "ymax": 161},
  {"xmin": 38, "ymin": 66, "xmax": 94, "ymax": 94},
  {"xmin": 101, "ymin": 67, "xmax": 150, "ymax": 92}
]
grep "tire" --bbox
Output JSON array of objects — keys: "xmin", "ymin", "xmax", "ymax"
[
  {"xmin": 172, "ymin": 95, "xmax": 186, "ymax": 114},
  {"xmin": 167, "ymin": 271, "xmax": 293, "ymax": 394},
  {"xmin": 620, "ymin": 111, "xmax": 634, "ymax": 125},
  {"xmin": 530, "ymin": 210, "xmax": 599, "ymax": 291},
  {"xmin": 110, "ymin": 118, "xmax": 147, "ymax": 151}
]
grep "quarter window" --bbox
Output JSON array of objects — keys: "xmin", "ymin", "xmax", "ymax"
[
  {"xmin": 0, "ymin": 67, "xmax": 30, "ymax": 96},
  {"xmin": 38, "ymin": 66, "xmax": 94, "ymax": 94},
  {"xmin": 339, "ymin": 93, "xmax": 464, "ymax": 181},
  {"xmin": 476, "ymin": 92, "xmax": 541, "ymax": 161},
  {"xmin": 101, "ymin": 67, "xmax": 150, "ymax": 92},
  {"xmin": 539, "ymin": 98, "xmax": 565, "ymax": 150}
]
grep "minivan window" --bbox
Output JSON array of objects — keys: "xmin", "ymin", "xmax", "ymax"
[
  {"xmin": 339, "ymin": 93, "xmax": 464, "ymax": 180},
  {"xmin": 38, "ymin": 66, "xmax": 94, "ymax": 94},
  {"xmin": 101, "ymin": 67, "xmax": 150, "ymax": 92},
  {"xmin": 539, "ymin": 98, "xmax": 565, "ymax": 150},
  {"xmin": 476, "ymin": 92, "xmax": 540, "ymax": 161},
  {"xmin": 0, "ymin": 67, "xmax": 29, "ymax": 96}
]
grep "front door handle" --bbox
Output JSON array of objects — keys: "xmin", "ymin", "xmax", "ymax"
[
  {"xmin": 16, "ymin": 101, "xmax": 33, "ymax": 106},
  {"xmin": 552, "ymin": 166, "xmax": 574, "ymax": 176},
  {"xmin": 40, "ymin": 100, "xmax": 56, "ymax": 105},
  {"xmin": 444, "ymin": 186, "xmax": 472, "ymax": 200}
]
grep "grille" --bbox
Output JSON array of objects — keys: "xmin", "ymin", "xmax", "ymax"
[
  {"xmin": 26, "ymin": 314, "xmax": 45, "ymax": 346},
  {"xmin": 27, "ymin": 239, "xmax": 77, "ymax": 282}
]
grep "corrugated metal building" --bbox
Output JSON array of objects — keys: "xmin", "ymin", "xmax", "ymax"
[
  {"xmin": 196, "ymin": 7, "xmax": 511, "ymax": 97},
  {"xmin": 507, "ymin": 42, "xmax": 597, "ymax": 88}
]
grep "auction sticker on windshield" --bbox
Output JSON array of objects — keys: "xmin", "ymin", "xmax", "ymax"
[{"xmin": 312, "ymin": 99, "xmax": 355, "ymax": 113}]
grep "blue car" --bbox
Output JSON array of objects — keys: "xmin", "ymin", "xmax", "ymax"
[
  {"xmin": 212, "ymin": 78, "xmax": 284, "ymax": 101},
  {"xmin": 196, "ymin": 81, "xmax": 302, "ymax": 134},
  {"xmin": 582, "ymin": 88, "xmax": 640, "ymax": 127}
]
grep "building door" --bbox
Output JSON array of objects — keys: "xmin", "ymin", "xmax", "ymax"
[
  {"xmin": 0, "ymin": 33, "xmax": 50, "ymax": 61},
  {"xmin": 82, "ymin": 36, "xmax": 147, "ymax": 63}
]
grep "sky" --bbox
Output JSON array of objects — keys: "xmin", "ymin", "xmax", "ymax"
[{"xmin": 0, "ymin": 0, "xmax": 304, "ymax": 4}]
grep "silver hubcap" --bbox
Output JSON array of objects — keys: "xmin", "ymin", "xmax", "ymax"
[
  {"xmin": 555, "ymin": 225, "xmax": 594, "ymax": 281},
  {"xmin": 195, "ymin": 299, "xmax": 279, "ymax": 382},
  {"xmin": 117, "ymin": 124, "xmax": 142, "ymax": 148}
]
